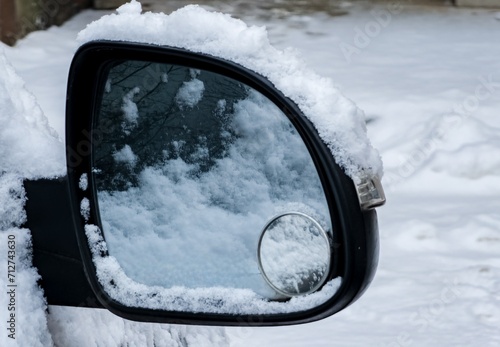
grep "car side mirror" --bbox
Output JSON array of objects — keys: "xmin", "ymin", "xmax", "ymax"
[{"xmin": 65, "ymin": 41, "xmax": 384, "ymax": 326}]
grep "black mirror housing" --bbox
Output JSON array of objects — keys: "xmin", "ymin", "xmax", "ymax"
[{"xmin": 65, "ymin": 41, "xmax": 380, "ymax": 326}]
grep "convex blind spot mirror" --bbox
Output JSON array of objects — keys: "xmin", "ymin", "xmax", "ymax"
[
  {"xmin": 257, "ymin": 212, "xmax": 332, "ymax": 298},
  {"xmin": 66, "ymin": 41, "xmax": 385, "ymax": 326}
]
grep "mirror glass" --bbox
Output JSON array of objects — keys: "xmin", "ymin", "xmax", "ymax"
[
  {"xmin": 90, "ymin": 60, "xmax": 339, "ymax": 313},
  {"xmin": 258, "ymin": 212, "xmax": 331, "ymax": 298}
]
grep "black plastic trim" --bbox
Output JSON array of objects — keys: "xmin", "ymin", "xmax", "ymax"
[
  {"xmin": 24, "ymin": 178, "xmax": 103, "ymax": 309},
  {"xmin": 66, "ymin": 41, "xmax": 379, "ymax": 326}
]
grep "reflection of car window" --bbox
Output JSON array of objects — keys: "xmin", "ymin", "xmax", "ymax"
[{"xmin": 94, "ymin": 61, "xmax": 248, "ymax": 191}]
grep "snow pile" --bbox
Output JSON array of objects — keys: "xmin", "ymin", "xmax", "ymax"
[
  {"xmin": 77, "ymin": 0, "xmax": 383, "ymax": 181},
  {"xmin": 0, "ymin": 227, "xmax": 53, "ymax": 347},
  {"xmin": 0, "ymin": 50, "xmax": 59, "ymax": 347},
  {"xmin": 0, "ymin": 54, "xmax": 64, "ymax": 178}
]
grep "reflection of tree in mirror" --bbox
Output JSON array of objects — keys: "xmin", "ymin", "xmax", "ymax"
[{"xmin": 94, "ymin": 61, "xmax": 248, "ymax": 190}]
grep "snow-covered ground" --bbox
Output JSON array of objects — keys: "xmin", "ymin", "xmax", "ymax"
[{"xmin": 1, "ymin": 1, "xmax": 500, "ymax": 346}]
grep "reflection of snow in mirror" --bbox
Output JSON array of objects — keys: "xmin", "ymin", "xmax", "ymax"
[
  {"xmin": 112, "ymin": 145, "xmax": 138, "ymax": 168},
  {"xmin": 175, "ymin": 70, "xmax": 204, "ymax": 109},
  {"xmin": 121, "ymin": 87, "xmax": 140, "ymax": 135},
  {"xmin": 92, "ymin": 63, "xmax": 336, "ymax": 309},
  {"xmin": 85, "ymin": 224, "xmax": 341, "ymax": 314}
]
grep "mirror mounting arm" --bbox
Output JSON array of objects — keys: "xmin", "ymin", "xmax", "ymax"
[{"xmin": 24, "ymin": 177, "xmax": 103, "ymax": 309}]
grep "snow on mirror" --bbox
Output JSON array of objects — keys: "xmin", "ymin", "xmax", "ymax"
[{"xmin": 90, "ymin": 60, "xmax": 338, "ymax": 313}]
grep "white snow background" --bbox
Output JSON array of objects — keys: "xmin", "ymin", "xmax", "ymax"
[{"xmin": 1, "ymin": 0, "xmax": 500, "ymax": 346}]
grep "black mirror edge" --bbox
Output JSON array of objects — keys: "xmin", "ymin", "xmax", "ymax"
[{"xmin": 65, "ymin": 41, "xmax": 379, "ymax": 326}]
